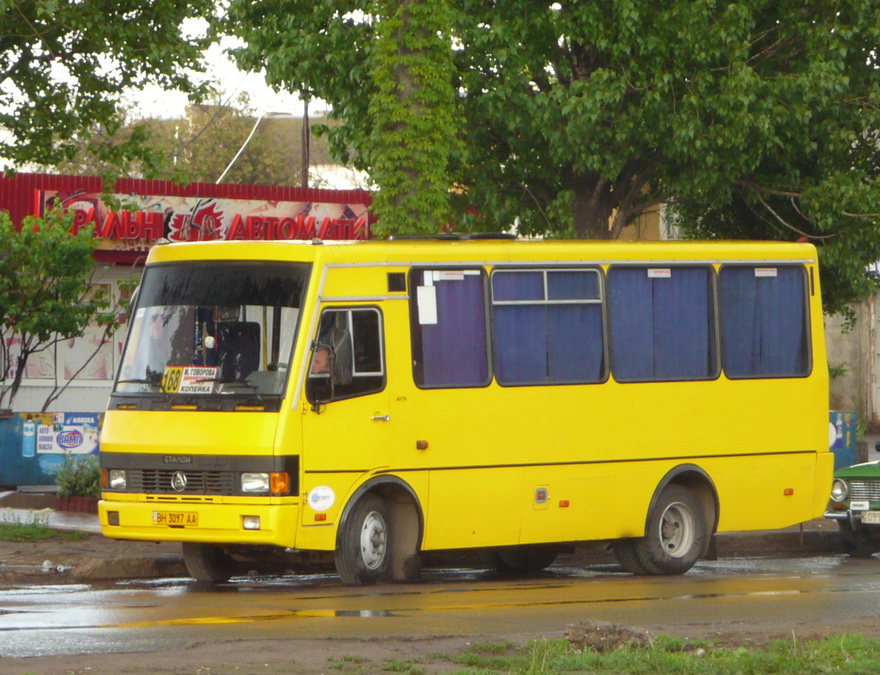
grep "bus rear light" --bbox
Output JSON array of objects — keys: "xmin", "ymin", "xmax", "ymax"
[{"xmin": 270, "ymin": 472, "xmax": 290, "ymax": 494}]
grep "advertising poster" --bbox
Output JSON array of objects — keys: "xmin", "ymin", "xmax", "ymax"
[
  {"xmin": 19, "ymin": 412, "xmax": 102, "ymax": 478},
  {"xmin": 38, "ymin": 191, "xmax": 371, "ymax": 251}
]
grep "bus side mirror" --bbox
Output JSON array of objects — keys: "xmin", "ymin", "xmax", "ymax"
[
  {"xmin": 308, "ymin": 343, "xmax": 334, "ymax": 412},
  {"xmin": 327, "ymin": 328, "xmax": 353, "ymax": 386}
]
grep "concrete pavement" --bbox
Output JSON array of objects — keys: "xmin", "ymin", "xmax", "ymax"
[
  {"xmin": 0, "ymin": 503, "xmax": 101, "ymax": 534},
  {"xmin": 0, "ymin": 498, "xmax": 843, "ymax": 559}
]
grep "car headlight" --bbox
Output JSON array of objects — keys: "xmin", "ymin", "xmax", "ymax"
[
  {"xmin": 241, "ymin": 472, "xmax": 270, "ymax": 493},
  {"xmin": 831, "ymin": 478, "xmax": 849, "ymax": 503},
  {"xmin": 108, "ymin": 469, "xmax": 127, "ymax": 490}
]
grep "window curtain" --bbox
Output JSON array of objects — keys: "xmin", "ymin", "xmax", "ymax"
[
  {"xmin": 493, "ymin": 271, "xmax": 603, "ymax": 385},
  {"xmin": 609, "ymin": 267, "xmax": 713, "ymax": 381},
  {"xmin": 719, "ymin": 267, "xmax": 807, "ymax": 377},
  {"xmin": 419, "ymin": 273, "xmax": 489, "ymax": 387}
]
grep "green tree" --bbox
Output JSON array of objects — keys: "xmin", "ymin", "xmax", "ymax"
[
  {"xmin": 224, "ymin": 0, "xmax": 880, "ymax": 312},
  {"xmin": 226, "ymin": 0, "xmax": 462, "ymax": 234},
  {"xmin": 161, "ymin": 94, "xmax": 300, "ymax": 186},
  {"xmin": 51, "ymin": 92, "xmax": 350, "ymax": 188},
  {"xmin": 365, "ymin": 0, "xmax": 463, "ymax": 232},
  {"xmin": 0, "ymin": 0, "xmax": 214, "ymax": 173},
  {"xmin": 0, "ymin": 210, "xmax": 121, "ymax": 410}
]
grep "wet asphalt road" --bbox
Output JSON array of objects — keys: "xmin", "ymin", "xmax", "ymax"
[{"xmin": 3, "ymin": 552, "xmax": 880, "ymax": 660}]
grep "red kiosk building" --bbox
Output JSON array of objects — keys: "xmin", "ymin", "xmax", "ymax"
[{"xmin": 0, "ymin": 172, "xmax": 372, "ymax": 414}]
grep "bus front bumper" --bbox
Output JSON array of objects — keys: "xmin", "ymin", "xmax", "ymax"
[{"xmin": 99, "ymin": 497, "xmax": 301, "ymax": 549}]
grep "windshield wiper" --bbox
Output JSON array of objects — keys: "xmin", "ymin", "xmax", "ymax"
[
  {"xmin": 115, "ymin": 378, "xmax": 161, "ymax": 389},
  {"xmin": 189, "ymin": 376, "xmax": 266, "ymax": 400}
]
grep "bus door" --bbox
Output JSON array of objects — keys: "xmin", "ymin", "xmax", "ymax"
[{"xmin": 300, "ymin": 306, "xmax": 390, "ymax": 523}]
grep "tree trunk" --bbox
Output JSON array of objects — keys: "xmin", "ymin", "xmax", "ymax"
[
  {"xmin": 3, "ymin": 351, "xmax": 27, "ymax": 409},
  {"xmin": 571, "ymin": 171, "xmax": 615, "ymax": 240}
]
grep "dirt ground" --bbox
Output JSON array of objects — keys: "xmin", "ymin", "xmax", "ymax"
[
  {"xmin": 0, "ymin": 491, "xmax": 869, "ymax": 674},
  {"xmin": 0, "ymin": 491, "xmax": 186, "ymax": 584}
]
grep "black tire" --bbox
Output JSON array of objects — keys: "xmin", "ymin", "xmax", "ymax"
[
  {"xmin": 839, "ymin": 521, "xmax": 878, "ymax": 557},
  {"xmin": 633, "ymin": 484, "xmax": 708, "ymax": 575},
  {"xmin": 491, "ymin": 545, "xmax": 558, "ymax": 572},
  {"xmin": 182, "ymin": 543, "xmax": 235, "ymax": 583},
  {"xmin": 336, "ymin": 495, "xmax": 390, "ymax": 586},
  {"xmin": 611, "ymin": 538, "xmax": 649, "ymax": 575}
]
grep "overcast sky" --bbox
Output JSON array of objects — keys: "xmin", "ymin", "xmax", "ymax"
[{"xmin": 125, "ymin": 39, "xmax": 310, "ymax": 120}]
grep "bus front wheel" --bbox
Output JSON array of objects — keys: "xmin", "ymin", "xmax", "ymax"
[
  {"xmin": 634, "ymin": 485, "xmax": 707, "ymax": 575},
  {"xmin": 336, "ymin": 495, "xmax": 390, "ymax": 585},
  {"xmin": 182, "ymin": 542, "xmax": 235, "ymax": 583}
]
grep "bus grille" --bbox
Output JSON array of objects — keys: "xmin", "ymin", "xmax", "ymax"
[
  {"xmin": 849, "ymin": 480, "xmax": 880, "ymax": 503},
  {"xmin": 130, "ymin": 469, "xmax": 236, "ymax": 496}
]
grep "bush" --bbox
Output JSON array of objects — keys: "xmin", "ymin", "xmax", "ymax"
[{"xmin": 52, "ymin": 454, "xmax": 101, "ymax": 499}]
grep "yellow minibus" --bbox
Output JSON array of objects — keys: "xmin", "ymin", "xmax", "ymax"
[{"xmin": 99, "ymin": 236, "xmax": 833, "ymax": 582}]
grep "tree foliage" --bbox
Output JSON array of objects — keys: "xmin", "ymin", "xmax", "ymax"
[
  {"xmin": 225, "ymin": 0, "xmax": 462, "ymax": 234},
  {"xmin": 0, "ymin": 210, "xmax": 122, "ymax": 409},
  {"xmin": 0, "ymin": 0, "xmax": 214, "ymax": 172},
  {"xmin": 224, "ymin": 0, "xmax": 880, "ymax": 313},
  {"xmin": 54, "ymin": 93, "xmax": 304, "ymax": 185},
  {"xmin": 365, "ymin": 0, "xmax": 463, "ymax": 232},
  {"xmin": 51, "ymin": 92, "xmax": 351, "ymax": 188},
  {"xmin": 166, "ymin": 95, "xmax": 301, "ymax": 186}
]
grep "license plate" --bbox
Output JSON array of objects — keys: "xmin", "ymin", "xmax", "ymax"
[
  {"xmin": 861, "ymin": 511, "xmax": 880, "ymax": 524},
  {"xmin": 153, "ymin": 510, "xmax": 198, "ymax": 526}
]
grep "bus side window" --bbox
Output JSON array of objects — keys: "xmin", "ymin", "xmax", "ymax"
[
  {"xmin": 608, "ymin": 265, "xmax": 717, "ymax": 382},
  {"xmin": 491, "ymin": 268, "xmax": 605, "ymax": 385},
  {"xmin": 718, "ymin": 265, "xmax": 809, "ymax": 378},
  {"xmin": 306, "ymin": 307, "xmax": 385, "ymax": 405},
  {"xmin": 409, "ymin": 268, "xmax": 490, "ymax": 388}
]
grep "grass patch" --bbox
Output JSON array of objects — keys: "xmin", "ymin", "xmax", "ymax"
[
  {"xmin": 328, "ymin": 654, "xmax": 370, "ymax": 672},
  {"xmin": 444, "ymin": 633, "xmax": 880, "ymax": 674},
  {"xmin": 0, "ymin": 510, "xmax": 84, "ymax": 542},
  {"xmin": 381, "ymin": 658, "xmax": 424, "ymax": 673}
]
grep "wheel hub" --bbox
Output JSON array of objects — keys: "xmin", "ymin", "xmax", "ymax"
[
  {"xmin": 659, "ymin": 501, "xmax": 695, "ymax": 559},
  {"xmin": 359, "ymin": 510, "xmax": 387, "ymax": 570}
]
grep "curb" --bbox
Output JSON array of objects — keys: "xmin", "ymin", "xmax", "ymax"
[{"xmin": 715, "ymin": 528, "xmax": 841, "ymax": 558}]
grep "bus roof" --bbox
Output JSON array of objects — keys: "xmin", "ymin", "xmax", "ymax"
[{"xmin": 144, "ymin": 237, "xmax": 819, "ymax": 267}]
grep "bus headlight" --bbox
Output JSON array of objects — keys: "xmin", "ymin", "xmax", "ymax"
[
  {"xmin": 831, "ymin": 478, "xmax": 849, "ymax": 503},
  {"xmin": 241, "ymin": 473, "xmax": 270, "ymax": 493},
  {"xmin": 108, "ymin": 469, "xmax": 127, "ymax": 490}
]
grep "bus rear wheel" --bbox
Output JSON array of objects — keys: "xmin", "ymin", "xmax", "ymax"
[
  {"xmin": 633, "ymin": 485, "xmax": 707, "ymax": 575},
  {"xmin": 182, "ymin": 542, "xmax": 235, "ymax": 583},
  {"xmin": 490, "ymin": 545, "xmax": 558, "ymax": 572},
  {"xmin": 336, "ymin": 495, "xmax": 390, "ymax": 585},
  {"xmin": 611, "ymin": 539, "xmax": 649, "ymax": 575}
]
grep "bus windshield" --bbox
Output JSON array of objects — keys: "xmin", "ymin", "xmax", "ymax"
[{"xmin": 115, "ymin": 261, "xmax": 310, "ymax": 397}]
